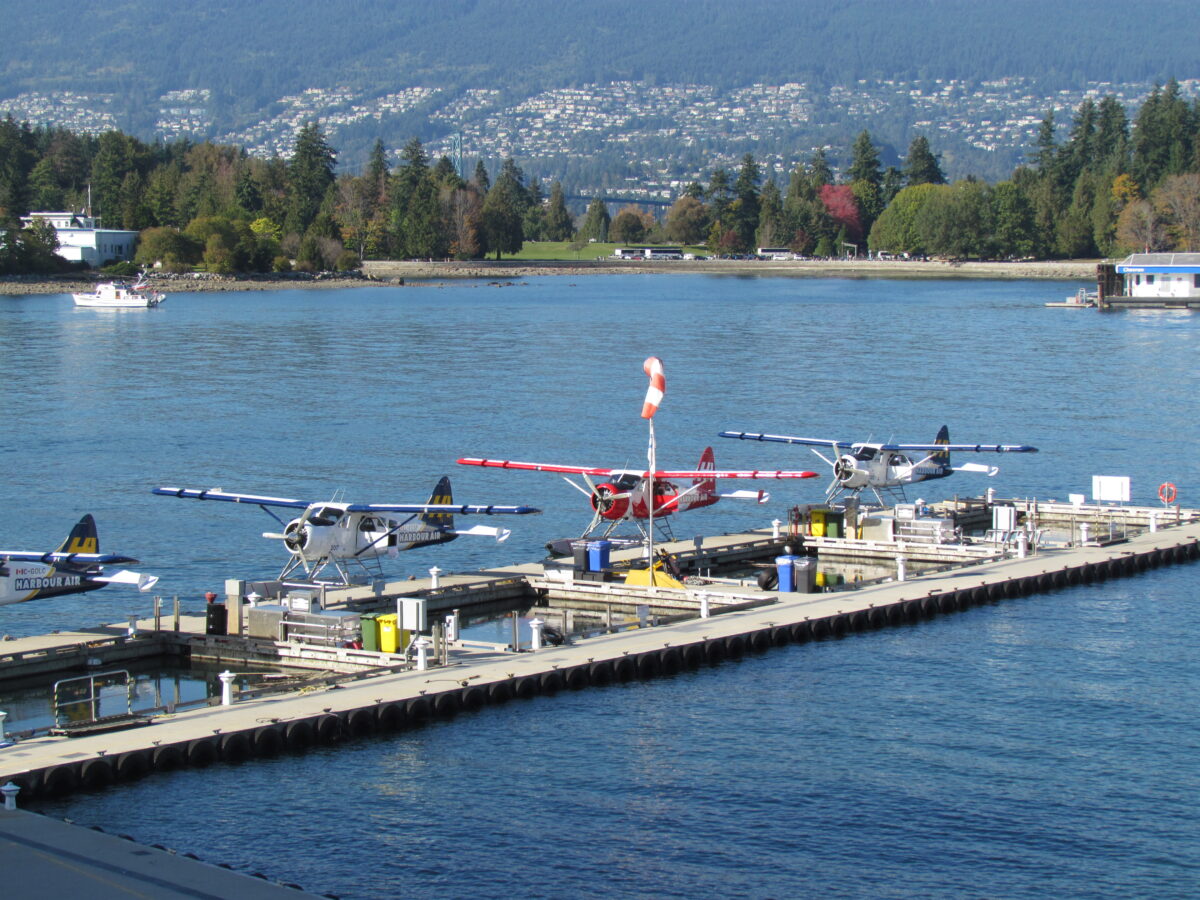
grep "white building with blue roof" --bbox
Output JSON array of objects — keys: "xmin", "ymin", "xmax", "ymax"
[{"xmin": 1114, "ymin": 253, "xmax": 1200, "ymax": 299}]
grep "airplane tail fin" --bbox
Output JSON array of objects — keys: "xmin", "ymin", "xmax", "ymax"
[
  {"xmin": 931, "ymin": 425, "xmax": 950, "ymax": 467},
  {"xmin": 694, "ymin": 447, "xmax": 717, "ymax": 499},
  {"xmin": 57, "ymin": 514, "xmax": 99, "ymax": 554},
  {"xmin": 422, "ymin": 476, "xmax": 454, "ymax": 529}
]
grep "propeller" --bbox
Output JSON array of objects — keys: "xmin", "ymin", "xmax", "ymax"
[
  {"xmin": 833, "ymin": 454, "xmax": 860, "ymax": 493},
  {"xmin": 283, "ymin": 520, "xmax": 308, "ymax": 553}
]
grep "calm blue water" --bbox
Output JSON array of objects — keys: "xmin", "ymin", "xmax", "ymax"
[{"xmin": 4, "ymin": 275, "xmax": 1199, "ymax": 898}]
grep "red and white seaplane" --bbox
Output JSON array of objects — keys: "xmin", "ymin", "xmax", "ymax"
[{"xmin": 458, "ymin": 358, "xmax": 819, "ymax": 550}]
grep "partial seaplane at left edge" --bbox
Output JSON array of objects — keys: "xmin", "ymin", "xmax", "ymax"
[
  {"xmin": 152, "ymin": 476, "xmax": 541, "ymax": 584},
  {"xmin": 1, "ymin": 514, "xmax": 159, "ymax": 606}
]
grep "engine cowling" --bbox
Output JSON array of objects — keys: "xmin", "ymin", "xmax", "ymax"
[
  {"xmin": 834, "ymin": 454, "xmax": 869, "ymax": 488},
  {"xmin": 281, "ymin": 518, "xmax": 334, "ymax": 559},
  {"xmin": 591, "ymin": 483, "xmax": 630, "ymax": 521}
]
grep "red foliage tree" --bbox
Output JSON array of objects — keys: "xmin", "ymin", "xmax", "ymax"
[{"xmin": 819, "ymin": 184, "xmax": 863, "ymax": 242}]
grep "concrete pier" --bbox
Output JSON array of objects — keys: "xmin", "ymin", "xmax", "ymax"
[
  {"xmin": 0, "ymin": 806, "xmax": 322, "ymax": 897},
  {"xmin": 2, "ymin": 514, "xmax": 1196, "ymax": 804}
]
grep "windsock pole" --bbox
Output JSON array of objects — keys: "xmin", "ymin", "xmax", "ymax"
[{"xmin": 641, "ymin": 357, "xmax": 665, "ymax": 586}]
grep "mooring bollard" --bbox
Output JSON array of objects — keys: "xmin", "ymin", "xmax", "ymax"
[
  {"xmin": 1149, "ymin": 511, "xmax": 1158, "ymax": 533},
  {"xmin": 428, "ymin": 566, "xmax": 442, "ymax": 589},
  {"xmin": 2, "ymin": 782, "xmax": 19, "ymax": 810},
  {"xmin": 1080, "ymin": 522, "xmax": 1090, "ymax": 545},
  {"xmin": 772, "ymin": 519, "xmax": 782, "ymax": 541},
  {"xmin": 698, "ymin": 592, "xmax": 711, "ymax": 619},
  {"xmin": 897, "ymin": 555, "xmax": 907, "ymax": 582},
  {"xmin": 529, "ymin": 617, "xmax": 545, "ymax": 651},
  {"xmin": 414, "ymin": 638, "xmax": 431, "ymax": 671},
  {"xmin": 1017, "ymin": 531, "xmax": 1029, "ymax": 559},
  {"xmin": 218, "ymin": 670, "xmax": 236, "ymax": 706}
]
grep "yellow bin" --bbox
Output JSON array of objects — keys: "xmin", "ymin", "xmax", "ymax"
[
  {"xmin": 810, "ymin": 509, "xmax": 826, "ymax": 537},
  {"xmin": 378, "ymin": 613, "xmax": 399, "ymax": 653}
]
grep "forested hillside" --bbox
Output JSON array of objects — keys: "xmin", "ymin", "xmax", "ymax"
[
  {"xmin": 5, "ymin": 0, "xmax": 1196, "ymax": 118},
  {"xmin": 3, "ymin": 82, "xmax": 1198, "ymax": 276}
]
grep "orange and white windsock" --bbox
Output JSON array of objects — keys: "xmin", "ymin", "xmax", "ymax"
[{"xmin": 641, "ymin": 356, "xmax": 665, "ymax": 419}]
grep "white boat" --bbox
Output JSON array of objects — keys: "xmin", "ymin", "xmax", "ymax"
[
  {"xmin": 72, "ymin": 278, "xmax": 166, "ymax": 308},
  {"xmin": 1045, "ymin": 288, "xmax": 1096, "ymax": 308}
]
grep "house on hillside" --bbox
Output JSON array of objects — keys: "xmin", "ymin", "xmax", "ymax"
[{"xmin": 19, "ymin": 212, "xmax": 138, "ymax": 267}]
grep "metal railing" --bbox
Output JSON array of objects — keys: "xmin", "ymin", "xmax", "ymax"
[{"xmin": 52, "ymin": 669, "xmax": 134, "ymax": 730}]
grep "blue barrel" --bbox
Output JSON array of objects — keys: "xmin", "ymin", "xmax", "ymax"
[
  {"xmin": 588, "ymin": 540, "xmax": 612, "ymax": 571},
  {"xmin": 775, "ymin": 555, "xmax": 798, "ymax": 592}
]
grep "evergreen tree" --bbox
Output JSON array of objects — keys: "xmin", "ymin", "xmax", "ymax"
[
  {"xmin": 365, "ymin": 138, "xmax": 390, "ymax": 214},
  {"xmin": 808, "ymin": 149, "xmax": 833, "ymax": 188},
  {"xmin": 578, "ymin": 195, "xmax": 610, "ymax": 242},
  {"xmin": 755, "ymin": 180, "xmax": 783, "ymax": 248},
  {"xmin": 286, "ymin": 123, "xmax": 336, "ymax": 233},
  {"xmin": 522, "ymin": 176, "xmax": 545, "ymax": 241},
  {"xmin": 848, "ymin": 131, "xmax": 883, "ymax": 233},
  {"xmin": 90, "ymin": 131, "xmax": 136, "ymax": 227},
  {"xmin": 481, "ymin": 177, "xmax": 523, "ymax": 259},
  {"xmin": 902, "ymin": 136, "xmax": 945, "ymax": 186},
  {"xmin": 881, "ymin": 166, "xmax": 904, "ymax": 206},
  {"xmin": 706, "ymin": 167, "xmax": 733, "ymax": 226},
  {"xmin": 732, "ymin": 153, "xmax": 761, "ymax": 249},
  {"xmin": 472, "ymin": 160, "xmax": 490, "ymax": 194},
  {"xmin": 1033, "ymin": 110, "xmax": 1058, "ymax": 172},
  {"xmin": 543, "ymin": 181, "xmax": 573, "ymax": 241},
  {"xmin": 0, "ymin": 116, "xmax": 36, "ymax": 215}
]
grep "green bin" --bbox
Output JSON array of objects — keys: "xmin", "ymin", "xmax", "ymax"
[
  {"xmin": 360, "ymin": 612, "xmax": 382, "ymax": 652},
  {"xmin": 826, "ymin": 512, "xmax": 844, "ymax": 538}
]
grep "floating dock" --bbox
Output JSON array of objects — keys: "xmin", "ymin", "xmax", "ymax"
[
  {"xmin": 0, "ymin": 806, "xmax": 323, "ymax": 897},
  {"xmin": 3, "ymin": 498, "xmax": 1197, "ymax": 807}
]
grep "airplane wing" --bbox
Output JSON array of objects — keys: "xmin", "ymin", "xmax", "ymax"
[
  {"xmin": 719, "ymin": 432, "xmax": 1037, "ymax": 453},
  {"xmin": 153, "ymin": 487, "xmax": 311, "ymax": 508},
  {"xmin": 458, "ymin": 458, "xmax": 817, "ymax": 480},
  {"xmin": 0, "ymin": 551, "xmax": 139, "ymax": 565},
  {"xmin": 346, "ymin": 503, "xmax": 540, "ymax": 515},
  {"xmin": 457, "ymin": 458, "xmax": 618, "ymax": 477},
  {"xmin": 718, "ymin": 431, "xmax": 857, "ymax": 450},
  {"xmin": 653, "ymin": 468, "xmax": 819, "ymax": 479},
  {"xmin": 877, "ymin": 442, "xmax": 1038, "ymax": 452}
]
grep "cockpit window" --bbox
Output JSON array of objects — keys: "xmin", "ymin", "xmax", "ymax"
[
  {"xmin": 609, "ymin": 473, "xmax": 642, "ymax": 490},
  {"xmin": 308, "ymin": 507, "xmax": 343, "ymax": 526}
]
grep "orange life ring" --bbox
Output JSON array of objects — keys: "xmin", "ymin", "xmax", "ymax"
[{"xmin": 1158, "ymin": 482, "xmax": 1177, "ymax": 504}]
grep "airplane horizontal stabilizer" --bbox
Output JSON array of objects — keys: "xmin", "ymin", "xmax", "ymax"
[
  {"xmin": 718, "ymin": 489, "xmax": 771, "ymax": 503},
  {"xmin": 93, "ymin": 570, "xmax": 160, "ymax": 591},
  {"xmin": 453, "ymin": 525, "xmax": 513, "ymax": 542},
  {"xmin": 954, "ymin": 462, "xmax": 1000, "ymax": 476}
]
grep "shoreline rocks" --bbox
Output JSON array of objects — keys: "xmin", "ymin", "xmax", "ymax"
[{"xmin": 1, "ymin": 258, "xmax": 1098, "ymax": 295}]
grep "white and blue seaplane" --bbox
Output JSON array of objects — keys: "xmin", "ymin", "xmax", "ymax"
[
  {"xmin": 153, "ymin": 477, "xmax": 540, "ymax": 584},
  {"xmin": 719, "ymin": 425, "xmax": 1038, "ymax": 505},
  {"xmin": 1, "ymin": 514, "xmax": 158, "ymax": 606}
]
